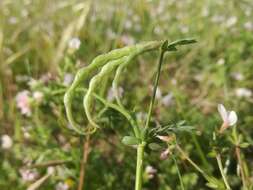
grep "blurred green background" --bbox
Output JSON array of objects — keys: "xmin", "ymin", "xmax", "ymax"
[{"xmin": 0, "ymin": 0, "xmax": 253, "ymax": 189}]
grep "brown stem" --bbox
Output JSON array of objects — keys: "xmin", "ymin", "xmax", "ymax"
[
  {"xmin": 235, "ymin": 146, "xmax": 247, "ymax": 188},
  {"xmin": 78, "ymin": 135, "xmax": 91, "ymax": 190}
]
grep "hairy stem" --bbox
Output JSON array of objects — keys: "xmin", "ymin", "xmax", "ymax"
[{"xmin": 135, "ymin": 142, "xmax": 145, "ymax": 190}]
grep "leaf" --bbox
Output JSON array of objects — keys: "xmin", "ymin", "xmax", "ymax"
[
  {"xmin": 148, "ymin": 143, "xmax": 163, "ymax": 151},
  {"xmin": 122, "ymin": 136, "xmax": 140, "ymax": 146},
  {"xmin": 240, "ymin": 142, "xmax": 250, "ymax": 148},
  {"xmin": 165, "ymin": 38, "xmax": 197, "ymax": 52}
]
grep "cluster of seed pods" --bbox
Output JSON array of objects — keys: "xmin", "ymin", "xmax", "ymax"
[{"xmin": 64, "ymin": 41, "xmax": 163, "ymax": 135}]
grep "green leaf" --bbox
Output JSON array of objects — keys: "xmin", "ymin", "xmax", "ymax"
[
  {"xmin": 240, "ymin": 142, "xmax": 250, "ymax": 148},
  {"xmin": 166, "ymin": 38, "xmax": 197, "ymax": 52},
  {"xmin": 122, "ymin": 136, "xmax": 140, "ymax": 146},
  {"xmin": 148, "ymin": 143, "xmax": 163, "ymax": 151}
]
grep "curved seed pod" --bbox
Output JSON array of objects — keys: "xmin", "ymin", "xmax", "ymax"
[
  {"xmin": 112, "ymin": 41, "xmax": 162, "ymax": 108},
  {"xmin": 83, "ymin": 56, "xmax": 128, "ymax": 129}
]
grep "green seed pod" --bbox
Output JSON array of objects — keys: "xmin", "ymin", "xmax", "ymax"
[
  {"xmin": 83, "ymin": 56, "xmax": 128, "ymax": 129},
  {"xmin": 112, "ymin": 41, "xmax": 162, "ymax": 107}
]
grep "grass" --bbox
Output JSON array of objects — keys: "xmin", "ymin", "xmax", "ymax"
[{"xmin": 0, "ymin": 0, "xmax": 253, "ymax": 189}]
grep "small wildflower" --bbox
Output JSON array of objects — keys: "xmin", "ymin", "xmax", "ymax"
[
  {"xmin": 16, "ymin": 90, "xmax": 31, "ymax": 116},
  {"xmin": 33, "ymin": 91, "xmax": 44, "ymax": 103},
  {"xmin": 226, "ymin": 16, "xmax": 237, "ymax": 28},
  {"xmin": 47, "ymin": 167, "xmax": 55, "ymax": 175},
  {"xmin": 157, "ymin": 135, "xmax": 174, "ymax": 143},
  {"xmin": 1, "ymin": 134, "xmax": 13, "ymax": 149},
  {"xmin": 160, "ymin": 148, "xmax": 170, "ymax": 160},
  {"xmin": 9, "ymin": 17, "xmax": 18, "ymax": 24},
  {"xmin": 120, "ymin": 35, "xmax": 135, "ymax": 45},
  {"xmin": 19, "ymin": 169, "xmax": 39, "ymax": 182},
  {"xmin": 124, "ymin": 20, "xmax": 132, "ymax": 29},
  {"xmin": 56, "ymin": 182, "xmax": 69, "ymax": 190},
  {"xmin": 231, "ymin": 72, "xmax": 244, "ymax": 81},
  {"xmin": 155, "ymin": 87, "xmax": 162, "ymax": 100},
  {"xmin": 244, "ymin": 21, "xmax": 253, "ymax": 31},
  {"xmin": 217, "ymin": 58, "xmax": 225, "ymax": 65},
  {"xmin": 161, "ymin": 93, "xmax": 173, "ymax": 107},
  {"xmin": 107, "ymin": 87, "xmax": 123, "ymax": 102},
  {"xmin": 235, "ymin": 88, "xmax": 252, "ymax": 98},
  {"xmin": 63, "ymin": 73, "xmax": 74, "ymax": 86},
  {"xmin": 68, "ymin": 37, "xmax": 81, "ymax": 50},
  {"xmin": 145, "ymin": 165, "xmax": 157, "ymax": 179},
  {"xmin": 217, "ymin": 104, "xmax": 237, "ymax": 133}
]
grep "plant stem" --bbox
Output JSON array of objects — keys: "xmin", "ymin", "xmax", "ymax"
[
  {"xmin": 144, "ymin": 49, "xmax": 165, "ymax": 134},
  {"xmin": 172, "ymin": 155, "xmax": 185, "ymax": 190},
  {"xmin": 176, "ymin": 144, "xmax": 206, "ymax": 175},
  {"xmin": 216, "ymin": 153, "xmax": 231, "ymax": 190},
  {"xmin": 135, "ymin": 142, "xmax": 145, "ymax": 190},
  {"xmin": 235, "ymin": 146, "xmax": 247, "ymax": 189},
  {"xmin": 78, "ymin": 135, "xmax": 90, "ymax": 190}
]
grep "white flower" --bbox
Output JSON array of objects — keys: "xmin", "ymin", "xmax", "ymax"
[
  {"xmin": 155, "ymin": 87, "xmax": 162, "ymax": 100},
  {"xmin": 120, "ymin": 35, "xmax": 135, "ymax": 45},
  {"xmin": 9, "ymin": 17, "xmax": 18, "ymax": 24},
  {"xmin": 1, "ymin": 135, "xmax": 13, "ymax": 149},
  {"xmin": 16, "ymin": 91, "xmax": 31, "ymax": 116},
  {"xmin": 124, "ymin": 20, "xmax": 132, "ymax": 29},
  {"xmin": 226, "ymin": 16, "xmax": 237, "ymax": 28},
  {"xmin": 56, "ymin": 182, "xmax": 69, "ymax": 190},
  {"xmin": 235, "ymin": 88, "xmax": 252, "ymax": 98},
  {"xmin": 218, "ymin": 104, "xmax": 237, "ymax": 133},
  {"xmin": 107, "ymin": 87, "xmax": 123, "ymax": 101},
  {"xmin": 33, "ymin": 91, "xmax": 44, "ymax": 103},
  {"xmin": 63, "ymin": 73, "xmax": 74, "ymax": 86},
  {"xmin": 47, "ymin": 167, "xmax": 55, "ymax": 175},
  {"xmin": 217, "ymin": 58, "xmax": 225, "ymax": 65},
  {"xmin": 244, "ymin": 21, "xmax": 253, "ymax": 31},
  {"xmin": 161, "ymin": 93, "xmax": 173, "ymax": 107},
  {"xmin": 68, "ymin": 37, "xmax": 81, "ymax": 50},
  {"xmin": 231, "ymin": 72, "xmax": 244, "ymax": 81},
  {"xmin": 145, "ymin": 165, "xmax": 157, "ymax": 179}
]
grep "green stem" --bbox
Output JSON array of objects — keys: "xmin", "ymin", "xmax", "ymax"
[
  {"xmin": 135, "ymin": 142, "xmax": 145, "ymax": 190},
  {"xmin": 216, "ymin": 154, "xmax": 231, "ymax": 190},
  {"xmin": 172, "ymin": 155, "xmax": 185, "ymax": 190},
  {"xmin": 144, "ymin": 49, "xmax": 165, "ymax": 136}
]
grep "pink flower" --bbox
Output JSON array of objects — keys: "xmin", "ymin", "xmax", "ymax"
[
  {"xmin": 160, "ymin": 149, "xmax": 170, "ymax": 160},
  {"xmin": 19, "ymin": 169, "xmax": 39, "ymax": 182},
  {"xmin": 16, "ymin": 91, "xmax": 31, "ymax": 116},
  {"xmin": 56, "ymin": 182, "xmax": 69, "ymax": 190}
]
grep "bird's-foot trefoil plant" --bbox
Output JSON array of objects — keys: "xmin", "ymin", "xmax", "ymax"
[
  {"xmin": 211, "ymin": 104, "xmax": 250, "ymax": 190},
  {"xmin": 63, "ymin": 39, "xmax": 196, "ymax": 190}
]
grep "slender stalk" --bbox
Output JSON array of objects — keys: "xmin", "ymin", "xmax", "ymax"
[
  {"xmin": 144, "ymin": 50, "xmax": 165, "ymax": 130},
  {"xmin": 172, "ymin": 155, "xmax": 185, "ymax": 190},
  {"xmin": 135, "ymin": 142, "xmax": 145, "ymax": 190},
  {"xmin": 78, "ymin": 135, "xmax": 90, "ymax": 190},
  {"xmin": 216, "ymin": 154, "xmax": 231, "ymax": 190},
  {"xmin": 176, "ymin": 144, "xmax": 206, "ymax": 175},
  {"xmin": 235, "ymin": 146, "xmax": 247, "ymax": 188}
]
